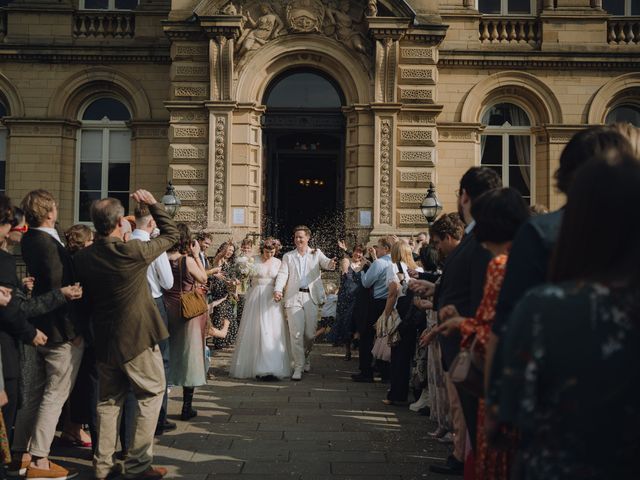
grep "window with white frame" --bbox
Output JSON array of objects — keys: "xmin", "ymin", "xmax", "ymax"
[
  {"xmin": 76, "ymin": 97, "xmax": 131, "ymax": 222},
  {"xmin": 606, "ymin": 103, "xmax": 640, "ymax": 126},
  {"xmin": 79, "ymin": 0, "xmax": 138, "ymax": 10},
  {"xmin": 0, "ymin": 101, "xmax": 7, "ymax": 194},
  {"xmin": 603, "ymin": 0, "xmax": 640, "ymax": 16},
  {"xmin": 478, "ymin": 0, "xmax": 536, "ymax": 15},
  {"xmin": 480, "ymin": 102, "xmax": 534, "ymax": 203}
]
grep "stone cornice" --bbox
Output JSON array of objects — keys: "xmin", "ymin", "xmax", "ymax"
[
  {"xmin": 439, "ymin": 51, "xmax": 640, "ymax": 70},
  {"xmin": 3, "ymin": 118, "xmax": 81, "ymax": 138},
  {"xmin": 0, "ymin": 45, "xmax": 170, "ymax": 63},
  {"xmin": 437, "ymin": 122, "xmax": 483, "ymax": 143}
]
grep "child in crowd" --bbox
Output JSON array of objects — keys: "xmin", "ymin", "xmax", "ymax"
[{"xmin": 315, "ymin": 282, "xmax": 338, "ymax": 341}]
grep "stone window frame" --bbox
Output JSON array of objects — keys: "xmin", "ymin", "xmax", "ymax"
[
  {"xmin": 480, "ymin": 100, "xmax": 536, "ymax": 204},
  {"xmin": 604, "ymin": 100, "xmax": 640, "ymax": 126},
  {"xmin": 75, "ymin": 95, "xmax": 132, "ymax": 223},
  {"xmin": 477, "ymin": 0, "xmax": 538, "ymax": 15}
]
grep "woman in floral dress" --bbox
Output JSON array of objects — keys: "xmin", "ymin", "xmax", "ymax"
[
  {"xmin": 436, "ymin": 187, "xmax": 529, "ymax": 479},
  {"xmin": 209, "ymin": 241, "xmax": 239, "ymax": 348}
]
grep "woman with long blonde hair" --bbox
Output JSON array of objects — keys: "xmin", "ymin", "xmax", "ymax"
[{"xmin": 382, "ymin": 240, "xmax": 422, "ymax": 405}]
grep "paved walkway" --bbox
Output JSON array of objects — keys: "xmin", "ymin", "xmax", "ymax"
[{"xmin": 54, "ymin": 344, "xmax": 455, "ymax": 479}]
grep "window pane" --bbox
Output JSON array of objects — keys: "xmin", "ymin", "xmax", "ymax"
[
  {"xmin": 603, "ymin": 0, "xmax": 625, "ymax": 15},
  {"xmin": 0, "ymin": 103, "xmax": 6, "ymax": 117},
  {"xmin": 508, "ymin": 0, "xmax": 531, "ymax": 14},
  {"xmin": 0, "ymin": 130, "xmax": 6, "ymax": 161},
  {"xmin": 83, "ymin": 98, "xmax": 131, "ymax": 121},
  {"xmin": 606, "ymin": 105, "xmax": 640, "ymax": 127},
  {"xmin": 115, "ymin": 0, "xmax": 138, "ymax": 9},
  {"xmin": 509, "ymin": 166, "xmax": 531, "ymax": 198},
  {"xmin": 265, "ymin": 72, "xmax": 342, "ymax": 108},
  {"xmin": 108, "ymin": 191, "xmax": 129, "ymax": 214},
  {"xmin": 481, "ymin": 135, "xmax": 503, "ymax": 167},
  {"xmin": 478, "ymin": 0, "xmax": 501, "ymax": 14},
  {"xmin": 633, "ymin": 3, "xmax": 640, "ymax": 15},
  {"xmin": 79, "ymin": 191, "xmax": 101, "ymax": 222},
  {"xmin": 80, "ymin": 162, "xmax": 102, "ymax": 190},
  {"xmin": 482, "ymin": 103, "xmax": 531, "ymax": 126},
  {"xmin": 83, "ymin": 0, "xmax": 108, "ymax": 9},
  {"xmin": 109, "ymin": 131, "xmax": 131, "ymax": 163},
  {"xmin": 81, "ymin": 131, "xmax": 103, "ymax": 162},
  {"xmin": 108, "ymin": 163, "xmax": 130, "ymax": 191}
]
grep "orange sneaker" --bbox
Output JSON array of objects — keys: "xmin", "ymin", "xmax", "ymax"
[{"xmin": 25, "ymin": 461, "xmax": 78, "ymax": 479}]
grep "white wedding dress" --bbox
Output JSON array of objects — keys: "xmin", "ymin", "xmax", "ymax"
[{"xmin": 229, "ymin": 255, "xmax": 291, "ymax": 379}]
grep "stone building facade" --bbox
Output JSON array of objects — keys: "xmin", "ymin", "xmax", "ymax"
[{"xmin": 0, "ymin": 0, "xmax": 638, "ymax": 243}]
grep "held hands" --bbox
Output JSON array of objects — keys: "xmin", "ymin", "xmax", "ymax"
[
  {"xmin": 32, "ymin": 329, "xmax": 48, "ymax": 347},
  {"xmin": 273, "ymin": 291, "xmax": 283, "ymax": 302},
  {"xmin": 0, "ymin": 286, "xmax": 11, "ymax": 307},
  {"xmin": 413, "ymin": 297, "xmax": 433, "ymax": 312},
  {"xmin": 61, "ymin": 284, "xmax": 83, "ymax": 301},
  {"xmin": 22, "ymin": 276, "xmax": 35, "ymax": 293},
  {"xmin": 130, "ymin": 189, "xmax": 158, "ymax": 206}
]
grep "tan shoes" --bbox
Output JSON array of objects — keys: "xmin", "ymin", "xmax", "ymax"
[{"xmin": 25, "ymin": 461, "xmax": 78, "ymax": 479}]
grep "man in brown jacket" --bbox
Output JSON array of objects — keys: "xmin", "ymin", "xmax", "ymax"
[{"xmin": 74, "ymin": 189, "xmax": 179, "ymax": 480}]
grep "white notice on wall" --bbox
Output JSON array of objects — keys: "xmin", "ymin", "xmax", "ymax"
[
  {"xmin": 232, "ymin": 208, "xmax": 245, "ymax": 225},
  {"xmin": 359, "ymin": 210, "xmax": 372, "ymax": 227}
]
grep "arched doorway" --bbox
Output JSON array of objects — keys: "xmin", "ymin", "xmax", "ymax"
[{"xmin": 263, "ymin": 69, "xmax": 345, "ymax": 245}]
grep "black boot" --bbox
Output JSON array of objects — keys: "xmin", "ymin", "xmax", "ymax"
[{"xmin": 181, "ymin": 387, "xmax": 198, "ymax": 421}]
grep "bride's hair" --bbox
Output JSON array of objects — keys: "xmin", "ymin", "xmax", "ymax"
[{"xmin": 260, "ymin": 237, "xmax": 280, "ymax": 254}]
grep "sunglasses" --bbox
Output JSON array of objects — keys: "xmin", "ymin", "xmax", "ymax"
[{"xmin": 10, "ymin": 224, "xmax": 28, "ymax": 233}]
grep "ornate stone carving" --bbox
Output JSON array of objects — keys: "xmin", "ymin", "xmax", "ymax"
[
  {"xmin": 379, "ymin": 119, "xmax": 392, "ymax": 225},
  {"xmin": 173, "ymin": 126, "xmax": 207, "ymax": 138},
  {"xmin": 399, "ymin": 66, "xmax": 436, "ymax": 84},
  {"xmin": 170, "ymin": 111, "xmax": 208, "ymax": 123},
  {"xmin": 175, "ymin": 64, "xmax": 209, "ymax": 78},
  {"xmin": 399, "ymin": 169, "xmax": 432, "ymax": 184},
  {"xmin": 171, "ymin": 145, "xmax": 208, "ymax": 159},
  {"xmin": 365, "ymin": 0, "xmax": 377, "ymax": 17},
  {"xmin": 174, "ymin": 85, "xmax": 208, "ymax": 97},
  {"xmin": 399, "ymin": 212, "xmax": 427, "ymax": 226},
  {"xmin": 398, "ymin": 127, "xmax": 435, "ymax": 146},
  {"xmin": 399, "ymin": 87, "xmax": 434, "ymax": 103},
  {"xmin": 212, "ymin": 116, "xmax": 227, "ymax": 223},
  {"xmin": 287, "ymin": 0, "xmax": 324, "ymax": 33},
  {"xmin": 325, "ymin": 0, "xmax": 367, "ymax": 55},
  {"xmin": 236, "ymin": 4, "xmax": 285, "ymax": 57},
  {"xmin": 400, "ymin": 149, "xmax": 434, "ymax": 165},
  {"xmin": 398, "ymin": 112, "xmax": 437, "ymax": 125},
  {"xmin": 399, "ymin": 191, "xmax": 426, "ymax": 205},
  {"xmin": 175, "ymin": 186, "xmax": 207, "ymax": 201},
  {"xmin": 170, "ymin": 165, "xmax": 207, "ymax": 180},
  {"xmin": 400, "ymin": 46, "xmax": 437, "ymax": 64},
  {"xmin": 175, "ymin": 45, "xmax": 208, "ymax": 58}
]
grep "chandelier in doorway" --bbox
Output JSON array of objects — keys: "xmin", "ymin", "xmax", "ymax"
[{"xmin": 297, "ymin": 178, "xmax": 325, "ymax": 187}]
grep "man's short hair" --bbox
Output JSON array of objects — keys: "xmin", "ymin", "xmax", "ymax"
[
  {"xmin": 377, "ymin": 237, "xmax": 392, "ymax": 251},
  {"xmin": 196, "ymin": 231, "xmax": 213, "ymax": 242},
  {"xmin": 134, "ymin": 205, "xmax": 151, "ymax": 221},
  {"xmin": 0, "ymin": 194, "xmax": 13, "ymax": 226},
  {"xmin": 91, "ymin": 198, "xmax": 125, "ymax": 236},
  {"xmin": 459, "ymin": 167, "xmax": 502, "ymax": 202},
  {"xmin": 430, "ymin": 213, "xmax": 465, "ymax": 241},
  {"xmin": 293, "ymin": 225, "xmax": 311, "ymax": 237},
  {"xmin": 21, "ymin": 189, "xmax": 56, "ymax": 227}
]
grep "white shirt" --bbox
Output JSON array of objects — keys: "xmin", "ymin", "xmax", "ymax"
[
  {"xmin": 35, "ymin": 226, "xmax": 64, "ymax": 245},
  {"xmin": 465, "ymin": 220, "xmax": 476, "ymax": 235},
  {"xmin": 321, "ymin": 293, "xmax": 338, "ymax": 317},
  {"xmin": 386, "ymin": 262, "xmax": 423, "ymax": 306},
  {"xmin": 294, "ymin": 248, "xmax": 310, "ymax": 289},
  {"xmin": 130, "ymin": 229, "xmax": 173, "ymax": 298}
]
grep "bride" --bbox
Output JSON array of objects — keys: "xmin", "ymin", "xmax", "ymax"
[{"xmin": 229, "ymin": 238, "xmax": 291, "ymax": 379}]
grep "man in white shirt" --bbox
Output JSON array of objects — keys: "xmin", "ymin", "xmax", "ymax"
[
  {"xmin": 131, "ymin": 205, "xmax": 175, "ymax": 435},
  {"xmin": 274, "ymin": 226, "xmax": 335, "ymax": 380}
]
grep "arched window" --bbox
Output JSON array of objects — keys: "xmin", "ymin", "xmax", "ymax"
[
  {"xmin": 480, "ymin": 102, "xmax": 534, "ymax": 203},
  {"xmin": 606, "ymin": 104, "xmax": 640, "ymax": 126},
  {"xmin": 264, "ymin": 70, "xmax": 343, "ymax": 109},
  {"xmin": 0, "ymin": 101, "xmax": 7, "ymax": 194},
  {"xmin": 603, "ymin": 0, "xmax": 640, "ymax": 16},
  {"xmin": 76, "ymin": 97, "xmax": 131, "ymax": 222},
  {"xmin": 478, "ymin": 0, "xmax": 536, "ymax": 15}
]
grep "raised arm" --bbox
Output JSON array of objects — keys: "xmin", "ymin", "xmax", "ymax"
[{"xmin": 130, "ymin": 190, "xmax": 179, "ymax": 264}]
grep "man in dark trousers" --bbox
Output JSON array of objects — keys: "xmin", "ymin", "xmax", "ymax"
[
  {"xmin": 74, "ymin": 189, "xmax": 179, "ymax": 480},
  {"xmin": 429, "ymin": 167, "xmax": 501, "ymax": 476}
]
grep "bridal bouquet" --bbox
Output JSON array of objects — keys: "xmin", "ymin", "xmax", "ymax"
[{"xmin": 232, "ymin": 255, "xmax": 256, "ymax": 294}]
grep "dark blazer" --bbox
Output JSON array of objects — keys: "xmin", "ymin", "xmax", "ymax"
[
  {"xmin": 20, "ymin": 228, "xmax": 76, "ymax": 343},
  {"xmin": 0, "ymin": 250, "xmax": 66, "ymax": 379},
  {"xmin": 73, "ymin": 203, "xmax": 179, "ymax": 365},
  {"xmin": 434, "ymin": 230, "xmax": 492, "ymax": 370}
]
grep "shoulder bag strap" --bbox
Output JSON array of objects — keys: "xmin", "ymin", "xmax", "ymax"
[{"xmin": 395, "ymin": 261, "xmax": 406, "ymax": 285}]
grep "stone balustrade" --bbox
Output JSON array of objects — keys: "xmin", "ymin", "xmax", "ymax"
[
  {"xmin": 608, "ymin": 18, "xmax": 640, "ymax": 45},
  {"xmin": 73, "ymin": 11, "xmax": 135, "ymax": 38},
  {"xmin": 479, "ymin": 16, "xmax": 540, "ymax": 46}
]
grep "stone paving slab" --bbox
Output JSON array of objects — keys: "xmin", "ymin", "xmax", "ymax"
[{"xmin": 53, "ymin": 344, "xmax": 450, "ymax": 479}]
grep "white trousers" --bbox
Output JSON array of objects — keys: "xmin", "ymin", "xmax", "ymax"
[{"xmin": 285, "ymin": 292, "xmax": 319, "ymax": 370}]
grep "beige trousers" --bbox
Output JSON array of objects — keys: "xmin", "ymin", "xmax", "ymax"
[
  {"xmin": 94, "ymin": 345, "xmax": 165, "ymax": 479},
  {"xmin": 12, "ymin": 339, "xmax": 84, "ymax": 458},
  {"xmin": 285, "ymin": 292, "xmax": 318, "ymax": 370},
  {"xmin": 445, "ymin": 372, "xmax": 467, "ymax": 462}
]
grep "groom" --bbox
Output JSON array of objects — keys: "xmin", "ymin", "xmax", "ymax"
[{"xmin": 274, "ymin": 225, "xmax": 336, "ymax": 380}]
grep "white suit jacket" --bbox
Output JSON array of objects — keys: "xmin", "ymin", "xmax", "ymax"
[{"xmin": 274, "ymin": 248, "xmax": 332, "ymax": 307}]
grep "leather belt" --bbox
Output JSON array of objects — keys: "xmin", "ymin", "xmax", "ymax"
[{"xmin": 299, "ymin": 288, "xmax": 310, "ymax": 293}]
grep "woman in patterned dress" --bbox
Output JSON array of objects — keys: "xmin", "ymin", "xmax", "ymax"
[
  {"xmin": 435, "ymin": 187, "xmax": 529, "ymax": 479},
  {"xmin": 209, "ymin": 241, "xmax": 239, "ymax": 348}
]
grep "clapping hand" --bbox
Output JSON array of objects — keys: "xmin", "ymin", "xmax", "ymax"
[
  {"xmin": 130, "ymin": 189, "xmax": 158, "ymax": 206},
  {"xmin": 0, "ymin": 287, "xmax": 12, "ymax": 307},
  {"xmin": 337, "ymin": 240, "xmax": 347, "ymax": 252},
  {"xmin": 408, "ymin": 278, "xmax": 435, "ymax": 297}
]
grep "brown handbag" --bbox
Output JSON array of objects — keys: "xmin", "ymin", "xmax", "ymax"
[
  {"xmin": 450, "ymin": 336, "xmax": 485, "ymax": 398},
  {"xmin": 179, "ymin": 256, "xmax": 208, "ymax": 321}
]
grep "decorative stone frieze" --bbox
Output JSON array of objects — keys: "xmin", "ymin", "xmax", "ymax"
[
  {"xmin": 399, "ymin": 86, "xmax": 435, "ymax": 104},
  {"xmin": 170, "ymin": 110, "xmax": 208, "ymax": 123},
  {"xmin": 170, "ymin": 144, "xmax": 208, "ymax": 160},
  {"xmin": 172, "ymin": 63, "xmax": 209, "ymax": 80},
  {"xmin": 172, "ymin": 125, "xmax": 207, "ymax": 138},
  {"xmin": 174, "ymin": 84, "xmax": 209, "ymax": 98},
  {"xmin": 398, "ymin": 127, "xmax": 436, "ymax": 146},
  {"xmin": 399, "ymin": 148, "xmax": 435, "ymax": 166},
  {"xmin": 174, "ymin": 44, "xmax": 209, "ymax": 59},
  {"xmin": 397, "ymin": 112, "xmax": 438, "ymax": 125},
  {"xmin": 438, "ymin": 124, "xmax": 480, "ymax": 143},
  {"xmin": 399, "ymin": 65, "xmax": 437, "ymax": 84},
  {"xmin": 398, "ymin": 168, "xmax": 432, "ymax": 185},
  {"xmin": 174, "ymin": 185, "xmax": 207, "ymax": 202},
  {"xmin": 398, "ymin": 210, "xmax": 427, "ymax": 226},
  {"xmin": 169, "ymin": 164, "xmax": 207, "ymax": 181},
  {"xmin": 211, "ymin": 115, "xmax": 227, "ymax": 223},
  {"xmin": 379, "ymin": 118, "xmax": 392, "ymax": 225},
  {"xmin": 400, "ymin": 45, "xmax": 437, "ymax": 64},
  {"xmin": 398, "ymin": 190, "xmax": 426, "ymax": 206}
]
